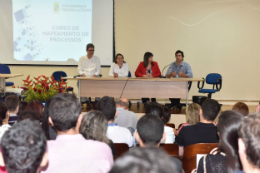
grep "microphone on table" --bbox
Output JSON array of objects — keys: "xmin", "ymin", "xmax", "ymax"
[
  {"xmin": 160, "ymin": 63, "xmax": 172, "ymax": 78},
  {"xmin": 73, "ymin": 75, "xmax": 81, "ymax": 78}
]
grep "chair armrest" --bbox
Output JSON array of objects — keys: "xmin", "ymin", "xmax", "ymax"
[
  {"xmin": 197, "ymin": 78, "xmax": 205, "ymax": 89},
  {"xmin": 216, "ymin": 78, "xmax": 222, "ymax": 91}
]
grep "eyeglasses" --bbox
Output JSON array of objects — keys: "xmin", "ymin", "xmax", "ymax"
[
  {"xmin": 88, "ymin": 49, "xmax": 94, "ymax": 52},
  {"xmin": 117, "ymin": 58, "xmax": 123, "ymax": 60}
]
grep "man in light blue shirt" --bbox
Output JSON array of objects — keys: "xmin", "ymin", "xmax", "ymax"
[{"xmin": 166, "ymin": 50, "xmax": 193, "ymax": 110}]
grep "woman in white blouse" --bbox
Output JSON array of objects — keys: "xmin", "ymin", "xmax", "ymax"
[{"xmin": 109, "ymin": 53, "xmax": 129, "ymax": 77}]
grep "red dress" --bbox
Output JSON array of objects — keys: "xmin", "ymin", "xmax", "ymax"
[{"xmin": 135, "ymin": 61, "xmax": 161, "ymax": 77}]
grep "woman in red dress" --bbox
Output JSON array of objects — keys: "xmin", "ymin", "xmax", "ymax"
[{"xmin": 135, "ymin": 52, "xmax": 161, "ymax": 104}]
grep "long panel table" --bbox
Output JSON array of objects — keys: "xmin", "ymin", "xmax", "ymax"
[
  {"xmin": 63, "ymin": 77, "xmax": 204, "ymax": 107},
  {"xmin": 0, "ymin": 74, "xmax": 23, "ymax": 94}
]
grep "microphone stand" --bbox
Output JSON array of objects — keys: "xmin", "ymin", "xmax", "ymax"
[{"xmin": 160, "ymin": 63, "xmax": 172, "ymax": 78}]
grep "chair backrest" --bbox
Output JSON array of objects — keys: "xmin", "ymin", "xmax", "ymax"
[
  {"xmin": 206, "ymin": 73, "xmax": 222, "ymax": 84},
  {"xmin": 114, "ymin": 143, "xmax": 129, "ymax": 157},
  {"xmin": 160, "ymin": 143, "xmax": 178, "ymax": 157},
  {"xmin": 0, "ymin": 64, "xmax": 11, "ymax": 74},
  {"xmin": 182, "ymin": 143, "xmax": 219, "ymax": 173},
  {"xmin": 52, "ymin": 71, "xmax": 67, "ymax": 82},
  {"xmin": 166, "ymin": 123, "xmax": 175, "ymax": 129},
  {"xmin": 128, "ymin": 71, "xmax": 132, "ymax": 77}
]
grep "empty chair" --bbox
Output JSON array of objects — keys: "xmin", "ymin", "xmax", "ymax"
[
  {"xmin": 182, "ymin": 143, "xmax": 219, "ymax": 173},
  {"xmin": 198, "ymin": 73, "xmax": 222, "ymax": 98},
  {"xmin": 0, "ymin": 64, "xmax": 14, "ymax": 86},
  {"xmin": 52, "ymin": 71, "xmax": 73, "ymax": 92},
  {"xmin": 160, "ymin": 143, "xmax": 179, "ymax": 158}
]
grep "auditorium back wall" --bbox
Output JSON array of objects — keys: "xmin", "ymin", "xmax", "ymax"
[{"xmin": 4, "ymin": 0, "xmax": 260, "ymax": 101}]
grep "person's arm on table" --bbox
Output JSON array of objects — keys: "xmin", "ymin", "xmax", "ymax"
[
  {"xmin": 152, "ymin": 62, "xmax": 161, "ymax": 77},
  {"xmin": 135, "ymin": 62, "xmax": 145, "ymax": 77},
  {"xmin": 109, "ymin": 63, "xmax": 115, "ymax": 77},
  {"xmin": 94, "ymin": 58, "xmax": 101, "ymax": 77},
  {"xmin": 78, "ymin": 58, "xmax": 86, "ymax": 77},
  {"xmin": 166, "ymin": 64, "xmax": 176, "ymax": 78}
]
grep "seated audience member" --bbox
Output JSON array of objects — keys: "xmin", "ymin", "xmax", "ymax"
[
  {"xmin": 178, "ymin": 103, "xmax": 201, "ymax": 133},
  {"xmin": 115, "ymin": 98, "xmax": 138, "ymax": 129},
  {"xmin": 145, "ymin": 102, "xmax": 175, "ymax": 143},
  {"xmin": 17, "ymin": 110, "xmax": 41, "ymax": 123},
  {"xmin": 0, "ymin": 119, "xmax": 48, "ymax": 173},
  {"xmin": 197, "ymin": 110, "xmax": 243, "ymax": 173},
  {"xmin": 232, "ymin": 102, "xmax": 249, "ymax": 116},
  {"xmin": 41, "ymin": 93, "xmax": 113, "ymax": 173},
  {"xmin": 109, "ymin": 147, "xmax": 179, "ymax": 173},
  {"xmin": 4, "ymin": 95, "xmax": 20, "ymax": 125},
  {"xmin": 98, "ymin": 96, "xmax": 134, "ymax": 147},
  {"xmin": 0, "ymin": 102, "xmax": 10, "ymax": 141},
  {"xmin": 25, "ymin": 100, "xmax": 44, "ymax": 121},
  {"xmin": 80, "ymin": 110, "xmax": 117, "ymax": 156},
  {"xmin": 176, "ymin": 99, "xmax": 220, "ymax": 156},
  {"xmin": 17, "ymin": 100, "xmax": 28, "ymax": 116},
  {"xmin": 42, "ymin": 99, "xmax": 57, "ymax": 140},
  {"xmin": 237, "ymin": 112, "xmax": 260, "ymax": 173},
  {"xmin": 109, "ymin": 53, "xmax": 129, "ymax": 77},
  {"xmin": 134, "ymin": 114, "xmax": 182, "ymax": 173}
]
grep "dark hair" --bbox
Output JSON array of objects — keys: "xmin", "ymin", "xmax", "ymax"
[
  {"xmin": 1, "ymin": 119, "xmax": 46, "ymax": 173},
  {"xmin": 232, "ymin": 102, "xmax": 249, "ymax": 117},
  {"xmin": 17, "ymin": 110, "xmax": 41, "ymax": 123},
  {"xmin": 80, "ymin": 110, "xmax": 110, "ymax": 144},
  {"xmin": 48, "ymin": 93, "xmax": 81, "ymax": 132},
  {"xmin": 86, "ymin": 43, "xmax": 94, "ymax": 50},
  {"xmin": 0, "ymin": 101, "xmax": 7, "ymax": 126},
  {"xmin": 238, "ymin": 112, "xmax": 260, "ymax": 169},
  {"xmin": 217, "ymin": 110, "xmax": 243, "ymax": 172},
  {"xmin": 114, "ymin": 53, "xmax": 126, "ymax": 64},
  {"xmin": 4, "ymin": 95, "xmax": 20, "ymax": 112},
  {"xmin": 162, "ymin": 106, "xmax": 171, "ymax": 124},
  {"xmin": 201, "ymin": 99, "xmax": 220, "ymax": 121},
  {"xmin": 137, "ymin": 114, "xmax": 164, "ymax": 146},
  {"xmin": 175, "ymin": 50, "xmax": 184, "ymax": 57},
  {"xmin": 110, "ymin": 147, "xmax": 178, "ymax": 173},
  {"xmin": 25, "ymin": 100, "xmax": 44, "ymax": 119},
  {"xmin": 17, "ymin": 101, "xmax": 28, "ymax": 116},
  {"xmin": 145, "ymin": 102, "xmax": 164, "ymax": 119},
  {"xmin": 42, "ymin": 98, "xmax": 51, "ymax": 140},
  {"xmin": 143, "ymin": 52, "xmax": 154, "ymax": 67},
  {"xmin": 97, "ymin": 96, "xmax": 116, "ymax": 121}
]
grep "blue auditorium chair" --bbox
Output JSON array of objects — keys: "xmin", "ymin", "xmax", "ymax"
[
  {"xmin": 52, "ymin": 71, "xmax": 73, "ymax": 92},
  {"xmin": 198, "ymin": 73, "xmax": 222, "ymax": 98},
  {"xmin": 0, "ymin": 64, "xmax": 14, "ymax": 87}
]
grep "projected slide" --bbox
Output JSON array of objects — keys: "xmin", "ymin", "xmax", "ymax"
[{"xmin": 12, "ymin": 0, "xmax": 92, "ymax": 64}]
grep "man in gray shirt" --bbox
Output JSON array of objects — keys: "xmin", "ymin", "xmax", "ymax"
[
  {"xmin": 115, "ymin": 98, "xmax": 138, "ymax": 130},
  {"xmin": 166, "ymin": 50, "xmax": 193, "ymax": 110}
]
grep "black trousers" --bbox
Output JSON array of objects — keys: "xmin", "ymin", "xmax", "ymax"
[
  {"xmin": 142, "ymin": 98, "xmax": 156, "ymax": 103},
  {"xmin": 169, "ymin": 98, "xmax": 181, "ymax": 106}
]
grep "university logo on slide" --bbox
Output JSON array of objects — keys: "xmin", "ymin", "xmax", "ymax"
[{"xmin": 54, "ymin": 2, "xmax": 59, "ymax": 13}]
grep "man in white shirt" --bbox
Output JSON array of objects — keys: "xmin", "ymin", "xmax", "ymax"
[
  {"xmin": 98, "ymin": 96, "xmax": 134, "ymax": 147},
  {"xmin": 115, "ymin": 98, "xmax": 138, "ymax": 130},
  {"xmin": 78, "ymin": 43, "xmax": 101, "ymax": 109}
]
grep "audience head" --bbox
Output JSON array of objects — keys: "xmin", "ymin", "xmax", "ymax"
[
  {"xmin": 17, "ymin": 101, "xmax": 28, "ymax": 116},
  {"xmin": 17, "ymin": 110, "xmax": 41, "ymax": 123},
  {"xmin": 186, "ymin": 103, "xmax": 201, "ymax": 124},
  {"xmin": 48, "ymin": 93, "xmax": 81, "ymax": 132},
  {"xmin": 238, "ymin": 112, "xmax": 260, "ymax": 172},
  {"xmin": 4, "ymin": 94, "xmax": 20, "ymax": 114},
  {"xmin": 80, "ymin": 110, "xmax": 110, "ymax": 144},
  {"xmin": 0, "ymin": 101, "xmax": 9, "ymax": 126},
  {"xmin": 42, "ymin": 98, "xmax": 52, "ymax": 140},
  {"xmin": 116, "ymin": 98, "xmax": 129, "ymax": 110},
  {"xmin": 0, "ymin": 119, "xmax": 47, "ymax": 173},
  {"xmin": 201, "ymin": 99, "xmax": 220, "ymax": 122},
  {"xmin": 145, "ymin": 102, "xmax": 164, "ymax": 119},
  {"xmin": 25, "ymin": 100, "xmax": 44, "ymax": 119},
  {"xmin": 232, "ymin": 102, "xmax": 249, "ymax": 117},
  {"xmin": 217, "ymin": 110, "xmax": 243, "ymax": 172},
  {"xmin": 115, "ymin": 53, "xmax": 125, "ymax": 64},
  {"xmin": 135, "ymin": 114, "xmax": 165, "ymax": 147},
  {"xmin": 162, "ymin": 106, "xmax": 171, "ymax": 124},
  {"xmin": 143, "ymin": 52, "xmax": 153, "ymax": 67},
  {"xmin": 110, "ymin": 147, "xmax": 178, "ymax": 173},
  {"xmin": 98, "ymin": 96, "xmax": 116, "ymax": 122}
]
